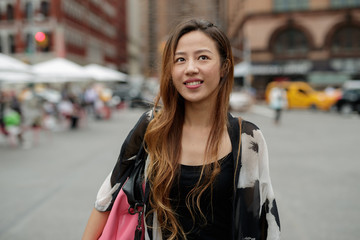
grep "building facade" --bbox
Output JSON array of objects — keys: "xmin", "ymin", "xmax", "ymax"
[
  {"xmin": 139, "ymin": 0, "xmax": 227, "ymax": 77},
  {"xmin": 0, "ymin": 0, "xmax": 127, "ymax": 71},
  {"xmin": 226, "ymin": 0, "xmax": 360, "ymax": 98}
]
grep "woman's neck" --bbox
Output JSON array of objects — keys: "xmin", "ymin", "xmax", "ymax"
[{"xmin": 183, "ymin": 101, "xmax": 214, "ymax": 128}]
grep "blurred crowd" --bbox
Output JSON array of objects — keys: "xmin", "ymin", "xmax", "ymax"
[{"xmin": 0, "ymin": 82, "xmax": 122, "ymax": 148}]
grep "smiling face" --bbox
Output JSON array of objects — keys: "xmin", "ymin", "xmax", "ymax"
[{"xmin": 171, "ymin": 30, "xmax": 223, "ymax": 106}]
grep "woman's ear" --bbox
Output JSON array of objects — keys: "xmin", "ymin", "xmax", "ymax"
[{"xmin": 221, "ymin": 59, "xmax": 230, "ymax": 77}]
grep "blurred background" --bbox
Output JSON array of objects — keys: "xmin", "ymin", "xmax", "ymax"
[{"xmin": 0, "ymin": 0, "xmax": 360, "ymax": 239}]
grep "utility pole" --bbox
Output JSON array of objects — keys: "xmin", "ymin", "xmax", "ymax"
[{"xmin": 243, "ymin": 37, "xmax": 251, "ymax": 90}]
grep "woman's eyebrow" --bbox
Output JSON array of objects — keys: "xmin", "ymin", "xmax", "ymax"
[
  {"xmin": 174, "ymin": 51, "xmax": 186, "ymax": 56},
  {"xmin": 175, "ymin": 49, "xmax": 213, "ymax": 56}
]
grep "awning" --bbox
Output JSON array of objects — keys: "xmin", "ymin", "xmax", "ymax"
[
  {"xmin": 308, "ymin": 72, "xmax": 350, "ymax": 86},
  {"xmin": 234, "ymin": 60, "xmax": 313, "ymax": 76},
  {"xmin": 251, "ymin": 61, "xmax": 313, "ymax": 75},
  {"xmin": 0, "ymin": 53, "xmax": 34, "ymax": 84},
  {"xmin": 32, "ymin": 57, "xmax": 91, "ymax": 83},
  {"xmin": 84, "ymin": 64, "xmax": 127, "ymax": 82}
]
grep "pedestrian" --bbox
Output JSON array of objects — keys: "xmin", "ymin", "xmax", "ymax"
[
  {"xmin": 0, "ymin": 91, "xmax": 9, "ymax": 137},
  {"xmin": 84, "ymin": 85, "xmax": 98, "ymax": 119},
  {"xmin": 6, "ymin": 91, "xmax": 24, "ymax": 145},
  {"xmin": 68, "ymin": 94, "xmax": 81, "ymax": 129},
  {"xmin": 83, "ymin": 18, "xmax": 280, "ymax": 240},
  {"xmin": 269, "ymin": 86, "xmax": 287, "ymax": 124}
]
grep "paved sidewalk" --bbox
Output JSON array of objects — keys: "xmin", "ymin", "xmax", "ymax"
[
  {"xmin": 1, "ymin": 107, "xmax": 359, "ymax": 240},
  {"xmin": 0, "ymin": 109, "xmax": 144, "ymax": 240}
]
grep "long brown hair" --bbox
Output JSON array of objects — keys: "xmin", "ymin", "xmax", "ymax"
[{"xmin": 144, "ymin": 18, "xmax": 234, "ymax": 239}]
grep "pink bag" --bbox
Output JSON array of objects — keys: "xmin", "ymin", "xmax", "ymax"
[
  {"xmin": 98, "ymin": 187, "xmax": 144, "ymax": 240},
  {"xmin": 99, "ymin": 113, "xmax": 151, "ymax": 240}
]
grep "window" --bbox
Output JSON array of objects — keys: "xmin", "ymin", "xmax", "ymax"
[
  {"xmin": 273, "ymin": 28, "xmax": 309, "ymax": 56},
  {"xmin": 40, "ymin": 1, "xmax": 50, "ymax": 18},
  {"xmin": 6, "ymin": 4, "xmax": 14, "ymax": 21},
  {"xmin": 274, "ymin": 0, "xmax": 308, "ymax": 12},
  {"xmin": 25, "ymin": 2, "xmax": 33, "ymax": 20},
  {"xmin": 298, "ymin": 88, "xmax": 308, "ymax": 95},
  {"xmin": 63, "ymin": 0, "xmax": 85, "ymax": 21},
  {"xmin": 331, "ymin": 0, "xmax": 360, "ymax": 8},
  {"xmin": 9, "ymin": 35, "xmax": 15, "ymax": 53},
  {"xmin": 332, "ymin": 26, "xmax": 360, "ymax": 54}
]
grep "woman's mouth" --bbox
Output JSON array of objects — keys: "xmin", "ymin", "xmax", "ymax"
[
  {"xmin": 185, "ymin": 81, "xmax": 203, "ymax": 86},
  {"xmin": 184, "ymin": 80, "xmax": 203, "ymax": 89}
]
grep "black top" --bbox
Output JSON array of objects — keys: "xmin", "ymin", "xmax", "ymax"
[{"xmin": 169, "ymin": 152, "xmax": 234, "ymax": 240}]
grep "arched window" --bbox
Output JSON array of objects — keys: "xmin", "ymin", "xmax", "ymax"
[
  {"xmin": 6, "ymin": 4, "xmax": 14, "ymax": 21},
  {"xmin": 331, "ymin": 26, "xmax": 360, "ymax": 54},
  {"xmin": 273, "ymin": 28, "xmax": 309, "ymax": 56}
]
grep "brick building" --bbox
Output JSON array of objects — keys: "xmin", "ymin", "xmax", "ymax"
[
  {"xmin": 0, "ymin": 0, "xmax": 127, "ymax": 71},
  {"xmin": 226, "ymin": 0, "xmax": 360, "ymax": 97}
]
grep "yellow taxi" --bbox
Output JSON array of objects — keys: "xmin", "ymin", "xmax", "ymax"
[{"xmin": 265, "ymin": 81, "xmax": 339, "ymax": 111}]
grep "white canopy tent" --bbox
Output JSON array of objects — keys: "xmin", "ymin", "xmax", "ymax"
[
  {"xmin": 0, "ymin": 53, "xmax": 31, "ymax": 72},
  {"xmin": 32, "ymin": 58, "xmax": 91, "ymax": 83},
  {"xmin": 0, "ymin": 72, "xmax": 35, "ymax": 83},
  {"xmin": 0, "ymin": 53, "xmax": 34, "ymax": 84},
  {"xmin": 84, "ymin": 64, "xmax": 127, "ymax": 82}
]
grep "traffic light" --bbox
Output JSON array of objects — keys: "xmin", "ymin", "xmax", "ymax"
[{"xmin": 34, "ymin": 31, "xmax": 48, "ymax": 48}]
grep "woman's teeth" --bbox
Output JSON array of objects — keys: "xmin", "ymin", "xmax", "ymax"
[{"xmin": 185, "ymin": 81, "xmax": 202, "ymax": 86}]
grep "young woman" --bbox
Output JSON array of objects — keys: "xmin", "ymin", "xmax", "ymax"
[{"xmin": 83, "ymin": 18, "xmax": 280, "ymax": 240}]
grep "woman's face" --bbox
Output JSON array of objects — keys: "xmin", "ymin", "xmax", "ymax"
[{"xmin": 171, "ymin": 30, "xmax": 222, "ymax": 106}]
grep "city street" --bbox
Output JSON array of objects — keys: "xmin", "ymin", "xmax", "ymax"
[{"xmin": 0, "ymin": 106, "xmax": 359, "ymax": 240}]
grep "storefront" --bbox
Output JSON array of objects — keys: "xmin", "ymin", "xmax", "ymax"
[{"xmin": 236, "ymin": 59, "xmax": 359, "ymax": 99}]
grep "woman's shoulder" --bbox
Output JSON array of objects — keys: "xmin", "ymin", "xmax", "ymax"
[
  {"xmin": 228, "ymin": 115, "xmax": 266, "ymax": 149},
  {"xmin": 241, "ymin": 119, "xmax": 261, "ymax": 137},
  {"xmin": 115, "ymin": 110, "xmax": 153, "ymax": 164},
  {"xmin": 122, "ymin": 110, "xmax": 153, "ymax": 147},
  {"xmin": 132, "ymin": 109, "xmax": 154, "ymax": 129},
  {"xmin": 138, "ymin": 109, "xmax": 154, "ymax": 121},
  {"xmin": 228, "ymin": 114, "xmax": 260, "ymax": 135}
]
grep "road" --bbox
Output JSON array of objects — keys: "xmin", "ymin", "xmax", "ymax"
[{"xmin": 0, "ymin": 107, "xmax": 359, "ymax": 240}]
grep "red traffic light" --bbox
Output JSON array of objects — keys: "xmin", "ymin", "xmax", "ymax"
[{"xmin": 35, "ymin": 32, "xmax": 46, "ymax": 42}]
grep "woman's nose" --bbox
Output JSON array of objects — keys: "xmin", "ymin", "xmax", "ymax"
[{"xmin": 185, "ymin": 60, "xmax": 199, "ymax": 75}]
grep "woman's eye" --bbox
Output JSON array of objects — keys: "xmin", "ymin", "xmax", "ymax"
[
  {"xmin": 199, "ymin": 55, "xmax": 209, "ymax": 60},
  {"xmin": 175, "ymin": 57, "xmax": 185, "ymax": 62}
]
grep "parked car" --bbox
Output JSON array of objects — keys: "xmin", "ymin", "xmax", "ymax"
[
  {"xmin": 333, "ymin": 88, "xmax": 360, "ymax": 114},
  {"xmin": 265, "ymin": 81, "xmax": 339, "ymax": 111}
]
